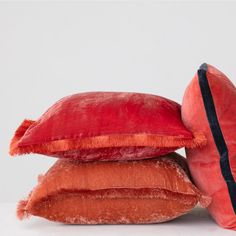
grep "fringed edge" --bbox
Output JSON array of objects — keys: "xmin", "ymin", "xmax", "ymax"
[
  {"xmin": 190, "ymin": 184, "xmax": 212, "ymax": 208},
  {"xmin": 9, "ymin": 119, "xmax": 35, "ymax": 156},
  {"xmin": 191, "ymin": 132, "xmax": 207, "ymax": 148},
  {"xmin": 37, "ymin": 174, "xmax": 44, "ymax": 183},
  {"xmin": 161, "ymin": 152, "xmax": 211, "ymax": 208},
  {"xmin": 16, "ymin": 175, "xmax": 43, "ymax": 221},
  {"xmin": 16, "ymin": 200, "xmax": 29, "ymax": 220},
  {"xmin": 199, "ymin": 194, "xmax": 212, "ymax": 208},
  {"xmin": 10, "ymin": 131, "xmax": 207, "ymax": 156}
]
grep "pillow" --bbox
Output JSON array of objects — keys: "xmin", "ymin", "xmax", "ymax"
[
  {"xmin": 10, "ymin": 92, "xmax": 206, "ymax": 161},
  {"xmin": 182, "ymin": 63, "xmax": 236, "ymax": 230},
  {"xmin": 17, "ymin": 152, "xmax": 209, "ymax": 224}
]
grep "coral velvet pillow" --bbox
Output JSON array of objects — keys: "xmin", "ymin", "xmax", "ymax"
[
  {"xmin": 182, "ymin": 63, "xmax": 236, "ymax": 230},
  {"xmin": 10, "ymin": 92, "xmax": 205, "ymax": 161},
  {"xmin": 17, "ymin": 153, "xmax": 208, "ymax": 224}
]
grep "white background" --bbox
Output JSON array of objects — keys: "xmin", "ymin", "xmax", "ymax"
[{"xmin": 1, "ymin": 1, "xmax": 236, "ymax": 235}]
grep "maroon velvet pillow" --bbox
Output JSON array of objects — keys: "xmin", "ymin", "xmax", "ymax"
[{"xmin": 10, "ymin": 92, "xmax": 206, "ymax": 161}]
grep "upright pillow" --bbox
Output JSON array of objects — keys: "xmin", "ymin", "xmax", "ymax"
[
  {"xmin": 182, "ymin": 63, "xmax": 236, "ymax": 230},
  {"xmin": 17, "ymin": 153, "xmax": 209, "ymax": 224},
  {"xmin": 10, "ymin": 92, "xmax": 205, "ymax": 161}
]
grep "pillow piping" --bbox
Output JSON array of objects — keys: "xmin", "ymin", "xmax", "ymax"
[{"xmin": 198, "ymin": 63, "xmax": 236, "ymax": 214}]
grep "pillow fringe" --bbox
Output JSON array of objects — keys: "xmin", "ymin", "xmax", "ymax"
[
  {"xmin": 9, "ymin": 119, "xmax": 35, "ymax": 156},
  {"xmin": 10, "ymin": 132, "xmax": 206, "ymax": 156},
  {"xmin": 16, "ymin": 199, "xmax": 29, "ymax": 220}
]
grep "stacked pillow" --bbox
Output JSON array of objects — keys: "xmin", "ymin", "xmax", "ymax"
[
  {"xmin": 10, "ymin": 92, "xmax": 206, "ymax": 160},
  {"xmin": 10, "ymin": 92, "xmax": 208, "ymax": 224}
]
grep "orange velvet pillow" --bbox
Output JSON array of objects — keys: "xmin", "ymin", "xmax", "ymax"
[
  {"xmin": 10, "ymin": 92, "xmax": 205, "ymax": 161},
  {"xmin": 17, "ymin": 153, "xmax": 209, "ymax": 224},
  {"xmin": 182, "ymin": 63, "xmax": 236, "ymax": 230}
]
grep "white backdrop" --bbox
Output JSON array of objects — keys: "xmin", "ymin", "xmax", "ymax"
[{"xmin": 1, "ymin": 1, "xmax": 236, "ymax": 203}]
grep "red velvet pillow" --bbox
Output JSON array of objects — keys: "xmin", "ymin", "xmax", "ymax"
[
  {"xmin": 182, "ymin": 63, "xmax": 236, "ymax": 230},
  {"xmin": 17, "ymin": 153, "xmax": 209, "ymax": 224},
  {"xmin": 10, "ymin": 92, "xmax": 205, "ymax": 161}
]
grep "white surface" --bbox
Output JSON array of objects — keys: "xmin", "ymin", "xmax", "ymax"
[{"xmin": 0, "ymin": 204, "xmax": 234, "ymax": 236}]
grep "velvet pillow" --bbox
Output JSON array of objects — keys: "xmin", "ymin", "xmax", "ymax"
[
  {"xmin": 182, "ymin": 63, "xmax": 236, "ymax": 230},
  {"xmin": 10, "ymin": 92, "xmax": 205, "ymax": 161},
  {"xmin": 17, "ymin": 153, "xmax": 209, "ymax": 224}
]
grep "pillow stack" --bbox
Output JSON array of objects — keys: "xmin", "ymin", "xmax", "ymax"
[{"xmin": 10, "ymin": 92, "xmax": 208, "ymax": 224}]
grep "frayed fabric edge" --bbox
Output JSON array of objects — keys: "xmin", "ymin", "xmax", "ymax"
[
  {"xmin": 16, "ymin": 200, "xmax": 30, "ymax": 220},
  {"xmin": 10, "ymin": 130, "xmax": 207, "ymax": 157},
  {"xmin": 9, "ymin": 119, "xmax": 35, "ymax": 156}
]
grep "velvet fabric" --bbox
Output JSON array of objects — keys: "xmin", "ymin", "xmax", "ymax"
[
  {"xmin": 10, "ymin": 92, "xmax": 206, "ymax": 161},
  {"xmin": 17, "ymin": 153, "xmax": 209, "ymax": 224},
  {"xmin": 182, "ymin": 63, "xmax": 236, "ymax": 230}
]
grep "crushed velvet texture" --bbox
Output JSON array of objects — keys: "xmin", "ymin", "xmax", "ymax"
[
  {"xmin": 182, "ymin": 63, "xmax": 236, "ymax": 230},
  {"xmin": 17, "ymin": 153, "xmax": 209, "ymax": 224},
  {"xmin": 10, "ymin": 92, "xmax": 206, "ymax": 161}
]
